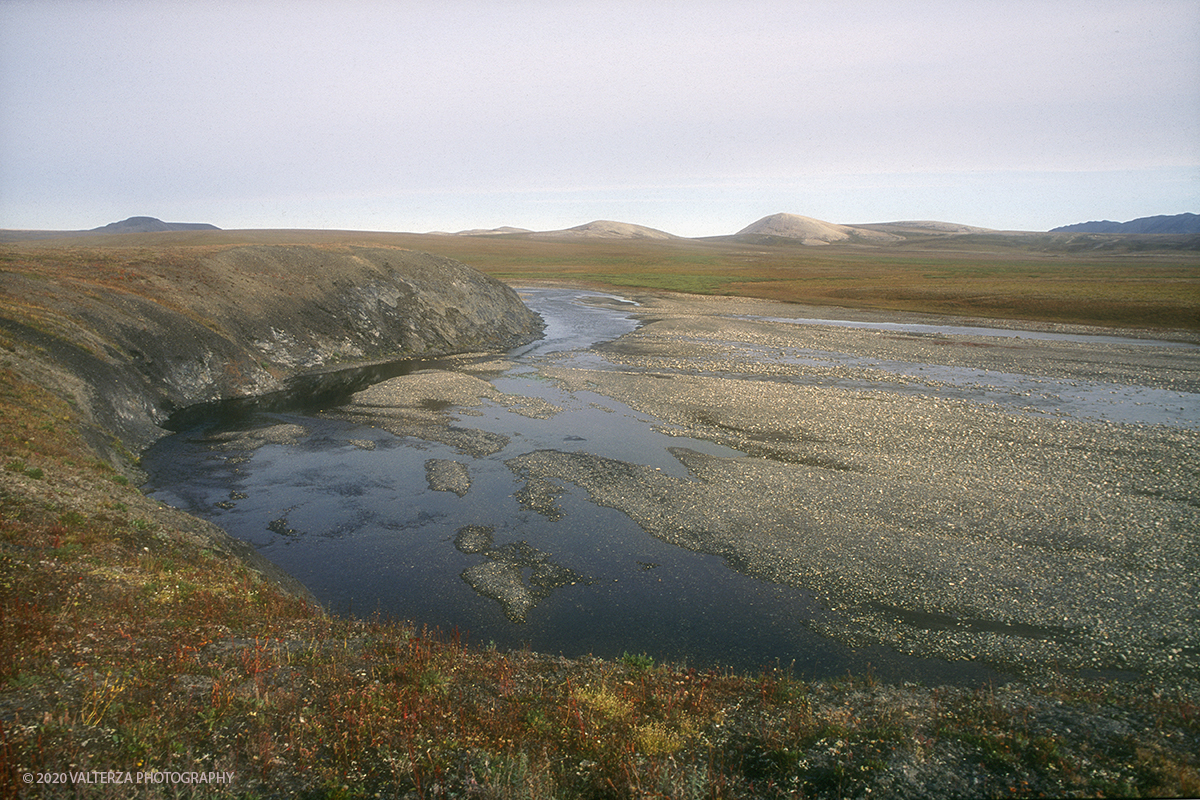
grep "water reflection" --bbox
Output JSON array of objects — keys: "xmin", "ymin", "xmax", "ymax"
[{"xmin": 151, "ymin": 289, "xmax": 1144, "ymax": 684}]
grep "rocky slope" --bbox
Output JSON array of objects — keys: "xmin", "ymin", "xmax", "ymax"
[{"xmin": 0, "ymin": 244, "xmax": 543, "ymax": 466}]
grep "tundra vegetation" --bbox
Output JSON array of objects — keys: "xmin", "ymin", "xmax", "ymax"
[
  {"xmin": 6, "ymin": 226, "xmax": 1193, "ymax": 330},
  {"xmin": 1, "ymin": 231, "xmax": 1198, "ymax": 798}
]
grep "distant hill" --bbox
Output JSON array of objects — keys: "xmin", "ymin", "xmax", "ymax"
[
  {"xmin": 1050, "ymin": 213, "xmax": 1199, "ymax": 234},
  {"xmin": 856, "ymin": 220, "xmax": 995, "ymax": 235},
  {"xmin": 733, "ymin": 213, "xmax": 901, "ymax": 244},
  {"xmin": 91, "ymin": 216, "xmax": 221, "ymax": 233},
  {"xmin": 531, "ymin": 220, "xmax": 680, "ymax": 240},
  {"xmin": 454, "ymin": 226, "xmax": 533, "ymax": 236}
]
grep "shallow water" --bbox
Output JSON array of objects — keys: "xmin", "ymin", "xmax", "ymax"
[
  {"xmin": 718, "ymin": 338, "xmax": 1200, "ymax": 429},
  {"xmin": 750, "ymin": 314, "xmax": 1200, "ymax": 347},
  {"xmin": 143, "ymin": 290, "xmax": 1192, "ymax": 682}
]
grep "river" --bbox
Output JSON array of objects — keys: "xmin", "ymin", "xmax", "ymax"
[{"xmin": 141, "ymin": 288, "xmax": 1198, "ymax": 682}]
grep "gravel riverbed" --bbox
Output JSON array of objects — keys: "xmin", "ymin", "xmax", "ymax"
[
  {"xmin": 513, "ymin": 291, "xmax": 1200, "ymax": 680},
  {"xmin": 152, "ymin": 287, "xmax": 1199, "ymax": 683}
]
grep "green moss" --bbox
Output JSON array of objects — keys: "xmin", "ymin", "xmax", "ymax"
[{"xmin": 619, "ymin": 651, "xmax": 656, "ymax": 672}]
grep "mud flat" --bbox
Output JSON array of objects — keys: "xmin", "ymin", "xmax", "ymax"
[{"xmin": 520, "ymin": 291, "xmax": 1200, "ymax": 679}]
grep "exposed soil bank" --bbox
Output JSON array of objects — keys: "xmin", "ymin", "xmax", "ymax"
[
  {"xmin": 0, "ymin": 244, "xmax": 541, "ymax": 605},
  {"xmin": 0, "ymin": 244, "xmax": 543, "ymax": 464}
]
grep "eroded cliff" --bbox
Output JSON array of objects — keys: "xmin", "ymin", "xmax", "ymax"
[{"xmin": 0, "ymin": 244, "xmax": 543, "ymax": 465}]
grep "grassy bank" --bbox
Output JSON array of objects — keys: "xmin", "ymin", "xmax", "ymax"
[{"xmin": 2, "ymin": 360, "xmax": 1198, "ymax": 796}]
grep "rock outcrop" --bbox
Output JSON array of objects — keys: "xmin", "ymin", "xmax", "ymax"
[{"xmin": 0, "ymin": 244, "xmax": 543, "ymax": 465}]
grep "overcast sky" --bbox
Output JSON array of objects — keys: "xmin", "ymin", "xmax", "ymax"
[{"xmin": 2, "ymin": 0, "xmax": 1197, "ymax": 236}]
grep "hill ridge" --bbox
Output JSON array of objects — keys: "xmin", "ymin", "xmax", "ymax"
[{"xmin": 1050, "ymin": 213, "xmax": 1199, "ymax": 234}]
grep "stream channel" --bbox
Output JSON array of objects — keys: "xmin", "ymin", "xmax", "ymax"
[{"xmin": 141, "ymin": 289, "xmax": 1198, "ymax": 684}]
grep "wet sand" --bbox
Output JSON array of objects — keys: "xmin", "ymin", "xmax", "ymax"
[{"xmin": 511, "ymin": 290, "xmax": 1200, "ymax": 678}]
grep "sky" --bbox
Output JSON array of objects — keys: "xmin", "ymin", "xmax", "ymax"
[{"xmin": 1, "ymin": 0, "xmax": 1198, "ymax": 236}]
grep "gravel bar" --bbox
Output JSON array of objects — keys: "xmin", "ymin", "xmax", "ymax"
[{"xmin": 521, "ymin": 292, "xmax": 1200, "ymax": 679}]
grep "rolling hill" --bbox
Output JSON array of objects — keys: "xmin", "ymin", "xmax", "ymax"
[
  {"xmin": 529, "ymin": 220, "xmax": 681, "ymax": 240},
  {"xmin": 731, "ymin": 213, "xmax": 902, "ymax": 245}
]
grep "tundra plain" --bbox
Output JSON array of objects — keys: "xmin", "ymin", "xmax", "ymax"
[
  {"xmin": 1, "ymin": 228, "xmax": 1198, "ymax": 798},
  {"xmin": 5, "ymin": 224, "xmax": 1198, "ymax": 331}
]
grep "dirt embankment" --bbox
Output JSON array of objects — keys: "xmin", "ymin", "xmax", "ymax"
[{"xmin": 0, "ymin": 244, "xmax": 543, "ymax": 467}]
